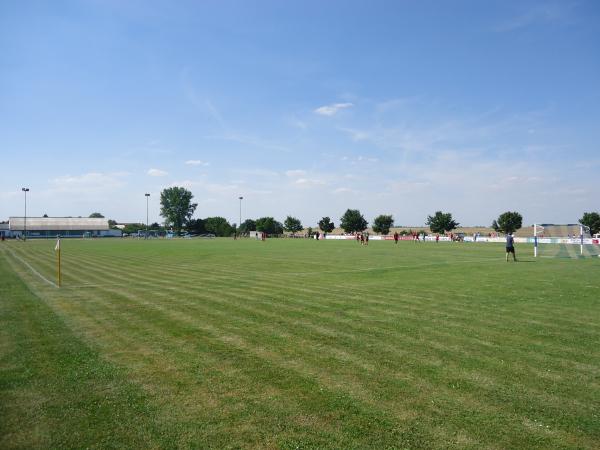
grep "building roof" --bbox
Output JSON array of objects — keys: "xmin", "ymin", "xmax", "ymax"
[{"xmin": 9, "ymin": 217, "xmax": 109, "ymax": 231}]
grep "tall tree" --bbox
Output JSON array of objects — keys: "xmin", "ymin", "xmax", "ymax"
[
  {"xmin": 284, "ymin": 216, "xmax": 303, "ymax": 234},
  {"xmin": 496, "ymin": 211, "xmax": 523, "ymax": 234},
  {"xmin": 239, "ymin": 219, "xmax": 256, "ymax": 234},
  {"xmin": 186, "ymin": 218, "xmax": 206, "ymax": 235},
  {"xmin": 122, "ymin": 223, "xmax": 145, "ymax": 234},
  {"xmin": 426, "ymin": 211, "xmax": 459, "ymax": 234},
  {"xmin": 580, "ymin": 212, "xmax": 600, "ymax": 236},
  {"xmin": 255, "ymin": 217, "xmax": 284, "ymax": 235},
  {"xmin": 340, "ymin": 209, "xmax": 368, "ymax": 233},
  {"xmin": 159, "ymin": 187, "xmax": 197, "ymax": 233},
  {"xmin": 372, "ymin": 215, "xmax": 394, "ymax": 235},
  {"xmin": 491, "ymin": 220, "xmax": 500, "ymax": 232},
  {"xmin": 89, "ymin": 212, "xmax": 104, "ymax": 218},
  {"xmin": 318, "ymin": 217, "xmax": 335, "ymax": 234},
  {"xmin": 204, "ymin": 217, "xmax": 233, "ymax": 237}
]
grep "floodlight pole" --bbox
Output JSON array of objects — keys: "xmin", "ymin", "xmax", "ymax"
[
  {"xmin": 145, "ymin": 193, "xmax": 150, "ymax": 239},
  {"xmin": 238, "ymin": 196, "xmax": 243, "ymax": 234},
  {"xmin": 22, "ymin": 187, "xmax": 29, "ymax": 241},
  {"xmin": 534, "ymin": 223, "xmax": 537, "ymax": 258}
]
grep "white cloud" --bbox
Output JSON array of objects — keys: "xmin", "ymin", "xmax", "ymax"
[
  {"xmin": 147, "ymin": 168, "xmax": 168, "ymax": 177},
  {"xmin": 185, "ymin": 160, "xmax": 210, "ymax": 166},
  {"xmin": 314, "ymin": 102, "xmax": 354, "ymax": 116}
]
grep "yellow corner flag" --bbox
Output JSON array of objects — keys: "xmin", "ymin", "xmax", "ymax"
[{"xmin": 55, "ymin": 237, "xmax": 61, "ymax": 287}]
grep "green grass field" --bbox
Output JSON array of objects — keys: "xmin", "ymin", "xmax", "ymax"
[{"xmin": 1, "ymin": 238, "xmax": 599, "ymax": 449}]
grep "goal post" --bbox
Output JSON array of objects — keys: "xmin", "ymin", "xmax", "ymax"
[{"xmin": 534, "ymin": 223, "xmax": 600, "ymax": 258}]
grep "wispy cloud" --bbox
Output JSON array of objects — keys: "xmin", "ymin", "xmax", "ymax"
[
  {"xmin": 287, "ymin": 116, "xmax": 308, "ymax": 130},
  {"xmin": 494, "ymin": 2, "xmax": 577, "ymax": 32},
  {"xmin": 332, "ymin": 187, "xmax": 354, "ymax": 195},
  {"xmin": 0, "ymin": 190, "xmax": 24, "ymax": 200},
  {"xmin": 49, "ymin": 172, "xmax": 128, "ymax": 194},
  {"xmin": 339, "ymin": 127, "xmax": 369, "ymax": 141},
  {"xmin": 341, "ymin": 155, "xmax": 379, "ymax": 164},
  {"xmin": 205, "ymin": 100, "xmax": 226, "ymax": 130},
  {"xmin": 232, "ymin": 168, "xmax": 281, "ymax": 179},
  {"xmin": 203, "ymin": 133, "xmax": 291, "ymax": 153},
  {"xmin": 314, "ymin": 102, "xmax": 354, "ymax": 116},
  {"xmin": 167, "ymin": 179, "xmax": 202, "ymax": 189},
  {"xmin": 185, "ymin": 160, "xmax": 210, "ymax": 166},
  {"xmin": 181, "ymin": 68, "xmax": 227, "ymax": 130},
  {"xmin": 294, "ymin": 178, "xmax": 326, "ymax": 187},
  {"xmin": 285, "ymin": 169, "xmax": 307, "ymax": 178},
  {"xmin": 147, "ymin": 168, "xmax": 168, "ymax": 177}
]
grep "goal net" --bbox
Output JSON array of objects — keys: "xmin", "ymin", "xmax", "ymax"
[{"xmin": 534, "ymin": 224, "xmax": 600, "ymax": 258}]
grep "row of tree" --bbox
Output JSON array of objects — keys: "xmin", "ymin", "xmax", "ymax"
[{"xmin": 112, "ymin": 187, "xmax": 600, "ymax": 237}]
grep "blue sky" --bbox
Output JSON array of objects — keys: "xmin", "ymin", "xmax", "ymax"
[{"xmin": 1, "ymin": 0, "xmax": 599, "ymax": 227}]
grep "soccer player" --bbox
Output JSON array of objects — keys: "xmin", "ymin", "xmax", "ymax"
[
  {"xmin": 394, "ymin": 231, "xmax": 399, "ymax": 244},
  {"xmin": 506, "ymin": 233, "xmax": 517, "ymax": 262}
]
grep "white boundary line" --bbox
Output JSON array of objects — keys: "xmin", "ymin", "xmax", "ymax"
[{"xmin": 1, "ymin": 246, "xmax": 58, "ymax": 288}]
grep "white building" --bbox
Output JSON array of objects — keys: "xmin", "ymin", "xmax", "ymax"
[{"xmin": 4, "ymin": 217, "xmax": 121, "ymax": 238}]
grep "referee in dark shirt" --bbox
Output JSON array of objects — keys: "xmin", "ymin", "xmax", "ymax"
[{"xmin": 506, "ymin": 233, "xmax": 517, "ymax": 262}]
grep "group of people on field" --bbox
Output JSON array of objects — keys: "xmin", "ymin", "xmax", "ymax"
[
  {"xmin": 355, "ymin": 232, "xmax": 369, "ymax": 245},
  {"xmin": 390, "ymin": 231, "xmax": 441, "ymax": 243},
  {"xmin": 245, "ymin": 226, "xmax": 518, "ymax": 261}
]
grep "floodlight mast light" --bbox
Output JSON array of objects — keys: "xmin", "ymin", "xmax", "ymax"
[
  {"xmin": 145, "ymin": 193, "xmax": 150, "ymax": 239},
  {"xmin": 22, "ymin": 188, "xmax": 29, "ymax": 241}
]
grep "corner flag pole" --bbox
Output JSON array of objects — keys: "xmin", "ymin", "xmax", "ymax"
[{"xmin": 55, "ymin": 237, "xmax": 61, "ymax": 287}]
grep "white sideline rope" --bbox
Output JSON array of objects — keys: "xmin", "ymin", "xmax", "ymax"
[{"xmin": 1, "ymin": 246, "xmax": 59, "ymax": 288}]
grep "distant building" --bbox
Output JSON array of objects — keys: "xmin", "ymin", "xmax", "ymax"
[
  {"xmin": 4, "ymin": 217, "xmax": 121, "ymax": 238},
  {"xmin": 0, "ymin": 222, "xmax": 9, "ymax": 239}
]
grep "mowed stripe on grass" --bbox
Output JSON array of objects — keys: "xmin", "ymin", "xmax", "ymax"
[{"xmin": 1, "ymin": 238, "xmax": 599, "ymax": 449}]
